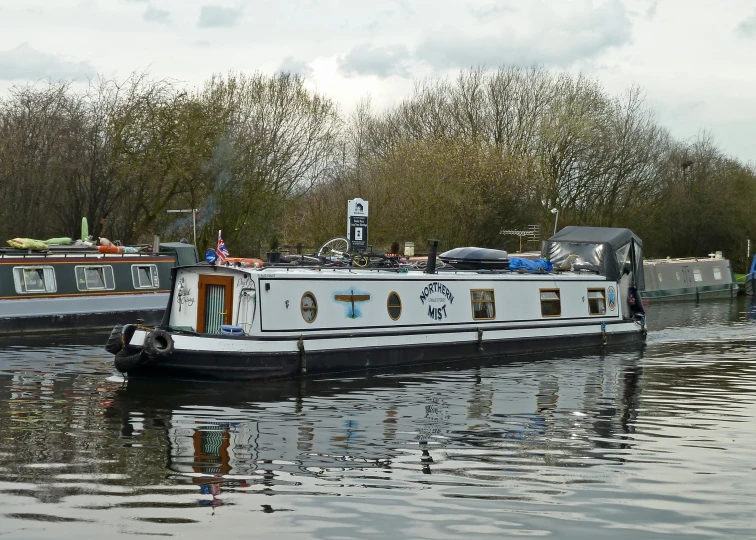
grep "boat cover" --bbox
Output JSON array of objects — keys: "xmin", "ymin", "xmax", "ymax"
[
  {"xmin": 544, "ymin": 226, "xmax": 645, "ymax": 289},
  {"xmin": 440, "ymin": 247, "xmax": 509, "ymax": 270}
]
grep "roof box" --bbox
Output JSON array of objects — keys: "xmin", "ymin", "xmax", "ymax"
[{"xmin": 440, "ymin": 247, "xmax": 509, "ymax": 270}]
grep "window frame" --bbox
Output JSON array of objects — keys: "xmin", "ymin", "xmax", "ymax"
[
  {"xmin": 470, "ymin": 289, "xmax": 496, "ymax": 320},
  {"xmin": 75, "ymin": 265, "xmax": 115, "ymax": 292},
  {"xmin": 131, "ymin": 264, "xmax": 159, "ymax": 289},
  {"xmin": 387, "ymin": 291, "xmax": 402, "ymax": 321},
  {"xmin": 587, "ymin": 288, "xmax": 606, "ymax": 316},
  {"xmin": 300, "ymin": 291, "xmax": 318, "ymax": 323},
  {"xmin": 713, "ymin": 266, "xmax": 722, "ymax": 280},
  {"xmin": 12, "ymin": 266, "xmax": 57, "ymax": 294},
  {"xmin": 693, "ymin": 267, "xmax": 703, "ymax": 282},
  {"xmin": 540, "ymin": 288, "xmax": 561, "ymax": 317}
]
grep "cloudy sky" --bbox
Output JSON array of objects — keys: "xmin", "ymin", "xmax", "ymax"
[{"xmin": 1, "ymin": 0, "xmax": 755, "ymax": 163}]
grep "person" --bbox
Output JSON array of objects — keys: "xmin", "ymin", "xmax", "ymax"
[{"xmin": 386, "ymin": 241, "xmax": 400, "ymax": 257}]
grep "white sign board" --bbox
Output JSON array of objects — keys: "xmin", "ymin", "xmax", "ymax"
[{"xmin": 347, "ymin": 198, "xmax": 369, "ymax": 253}]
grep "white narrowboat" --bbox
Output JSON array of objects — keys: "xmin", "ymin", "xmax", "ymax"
[{"xmin": 106, "ymin": 227, "xmax": 647, "ymax": 380}]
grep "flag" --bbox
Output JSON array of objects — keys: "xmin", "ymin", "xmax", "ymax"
[{"xmin": 216, "ymin": 230, "xmax": 229, "ymax": 262}]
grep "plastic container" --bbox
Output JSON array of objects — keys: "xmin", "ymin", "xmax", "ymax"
[{"xmin": 220, "ymin": 325, "xmax": 244, "ymax": 336}]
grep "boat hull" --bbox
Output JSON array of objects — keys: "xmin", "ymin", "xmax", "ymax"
[
  {"xmin": 123, "ymin": 321, "xmax": 645, "ymax": 381},
  {"xmin": 745, "ymin": 275, "xmax": 756, "ymax": 296}
]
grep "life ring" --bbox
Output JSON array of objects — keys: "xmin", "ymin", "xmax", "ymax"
[
  {"xmin": 224, "ymin": 257, "xmax": 265, "ymax": 268},
  {"xmin": 144, "ymin": 329, "xmax": 174, "ymax": 361}
]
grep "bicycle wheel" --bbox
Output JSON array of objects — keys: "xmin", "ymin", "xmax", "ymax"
[{"xmin": 318, "ymin": 236, "xmax": 351, "ymax": 257}]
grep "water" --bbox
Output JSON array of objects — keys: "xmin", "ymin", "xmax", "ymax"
[{"xmin": 1, "ymin": 299, "xmax": 756, "ymax": 539}]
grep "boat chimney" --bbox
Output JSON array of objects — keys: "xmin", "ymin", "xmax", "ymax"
[
  {"xmin": 426, "ymin": 239, "xmax": 440, "ymax": 274},
  {"xmin": 152, "ymin": 234, "xmax": 160, "ymax": 254}
]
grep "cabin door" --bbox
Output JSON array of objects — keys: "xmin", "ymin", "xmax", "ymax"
[
  {"xmin": 197, "ymin": 275, "xmax": 234, "ymax": 334},
  {"xmin": 681, "ymin": 266, "xmax": 693, "ymax": 285}
]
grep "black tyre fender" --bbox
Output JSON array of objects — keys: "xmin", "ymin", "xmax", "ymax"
[
  {"xmin": 114, "ymin": 348, "xmax": 144, "ymax": 374},
  {"xmin": 105, "ymin": 324, "xmax": 124, "ymax": 355},
  {"xmin": 144, "ymin": 329, "xmax": 174, "ymax": 361}
]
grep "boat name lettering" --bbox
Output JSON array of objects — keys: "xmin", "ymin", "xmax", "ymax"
[
  {"xmin": 419, "ymin": 282, "xmax": 454, "ymax": 305},
  {"xmin": 428, "ymin": 304, "xmax": 448, "ymax": 320}
]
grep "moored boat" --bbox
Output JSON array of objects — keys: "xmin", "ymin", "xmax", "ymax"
[
  {"xmin": 106, "ymin": 227, "xmax": 647, "ymax": 381},
  {"xmin": 641, "ymin": 253, "xmax": 738, "ymax": 302},
  {"xmin": 0, "ymin": 240, "xmax": 198, "ymax": 334}
]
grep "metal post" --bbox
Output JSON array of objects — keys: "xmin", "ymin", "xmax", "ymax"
[
  {"xmin": 192, "ymin": 209, "xmax": 197, "ymax": 246},
  {"xmin": 551, "ymin": 208, "xmax": 559, "ymax": 236}
]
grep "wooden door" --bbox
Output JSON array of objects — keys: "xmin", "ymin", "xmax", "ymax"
[{"xmin": 197, "ymin": 275, "xmax": 234, "ymax": 334}]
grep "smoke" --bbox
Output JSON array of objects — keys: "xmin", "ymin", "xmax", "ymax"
[{"xmin": 162, "ymin": 134, "xmax": 237, "ymax": 243}]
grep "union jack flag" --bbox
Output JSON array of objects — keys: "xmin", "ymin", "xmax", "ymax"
[{"xmin": 216, "ymin": 230, "xmax": 229, "ymax": 262}]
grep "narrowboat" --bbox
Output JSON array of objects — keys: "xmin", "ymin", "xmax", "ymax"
[
  {"xmin": 0, "ymin": 240, "xmax": 198, "ymax": 334},
  {"xmin": 106, "ymin": 227, "xmax": 647, "ymax": 381},
  {"xmin": 641, "ymin": 253, "xmax": 738, "ymax": 302}
]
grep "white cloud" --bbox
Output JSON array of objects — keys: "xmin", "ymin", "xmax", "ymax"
[
  {"xmin": 338, "ymin": 44, "xmax": 411, "ymax": 78},
  {"xmin": 0, "ymin": 43, "xmax": 93, "ymax": 81},
  {"xmin": 198, "ymin": 5, "xmax": 242, "ymax": 28},
  {"xmin": 144, "ymin": 6, "xmax": 171, "ymax": 24},
  {"xmin": 736, "ymin": 10, "xmax": 756, "ymax": 37},
  {"xmin": 278, "ymin": 56, "xmax": 313, "ymax": 77},
  {"xmin": 0, "ymin": 0, "xmax": 753, "ymax": 163}
]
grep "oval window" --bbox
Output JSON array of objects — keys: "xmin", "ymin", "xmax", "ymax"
[
  {"xmin": 657, "ymin": 273, "xmax": 663, "ymax": 283},
  {"xmin": 387, "ymin": 292, "xmax": 402, "ymax": 320},
  {"xmin": 676, "ymin": 271, "xmax": 680, "ymax": 281},
  {"xmin": 301, "ymin": 292, "xmax": 318, "ymax": 323}
]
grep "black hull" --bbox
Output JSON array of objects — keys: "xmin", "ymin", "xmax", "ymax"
[
  {"xmin": 746, "ymin": 276, "xmax": 755, "ymax": 296},
  {"xmin": 124, "ymin": 330, "xmax": 645, "ymax": 381},
  {"xmin": 0, "ymin": 309, "xmax": 164, "ymax": 335}
]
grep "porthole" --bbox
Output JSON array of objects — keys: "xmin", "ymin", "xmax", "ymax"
[
  {"xmin": 676, "ymin": 271, "xmax": 680, "ymax": 281},
  {"xmin": 387, "ymin": 292, "xmax": 402, "ymax": 320},
  {"xmin": 301, "ymin": 292, "xmax": 318, "ymax": 323},
  {"xmin": 657, "ymin": 273, "xmax": 663, "ymax": 283}
]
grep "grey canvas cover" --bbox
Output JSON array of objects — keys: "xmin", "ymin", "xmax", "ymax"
[{"xmin": 544, "ymin": 226, "xmax": 644, "ymax": 289}]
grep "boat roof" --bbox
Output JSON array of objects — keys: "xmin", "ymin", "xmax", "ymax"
[
  {"xmin": 548, "ymin": 226, "xmax": 643, "ymax": 249},
  {"xmin": 177, "ymin": 263, "xmax": 605, "ymax": 280}
]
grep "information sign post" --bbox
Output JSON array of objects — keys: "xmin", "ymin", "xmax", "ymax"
[{"xmin": 347, "ymin": 198, "xmax": 369, "ymax": 254}]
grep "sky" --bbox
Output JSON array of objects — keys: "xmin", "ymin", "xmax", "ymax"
[{"xmin": 0, "ymin": 0, "xmax": 755, "ymax": 164}]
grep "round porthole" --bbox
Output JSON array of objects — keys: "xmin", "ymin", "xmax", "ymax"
[
  {"xmin": 301, "ymin": 292, "xmax": 317, "ymax": 323},
  {"xmin": 387, "ymin": 292, "xmax": 402, "ymax": 320}
]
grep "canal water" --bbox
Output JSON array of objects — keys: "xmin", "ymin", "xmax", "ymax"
[{"xmin": 1, "ymin": 299, "xmax": 755, "ymax": 539}]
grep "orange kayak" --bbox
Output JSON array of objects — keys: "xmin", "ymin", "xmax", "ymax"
[
  {"xmin": 224, "ymin": 257, "xmax": 264, "ymax": 268},
  {"xmin": 98, "ymin": 245, "xmax": 125, "ymax": 253}
]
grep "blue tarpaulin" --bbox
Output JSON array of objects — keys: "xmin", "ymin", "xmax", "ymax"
[{"xmin": 509, "ymin": 257, "xmax": 553, "ymax": 272}]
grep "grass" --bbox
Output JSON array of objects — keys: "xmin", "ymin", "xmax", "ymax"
[{"xmin": 735, "ymin": 273, "xmax": 747, "ymax": 284}]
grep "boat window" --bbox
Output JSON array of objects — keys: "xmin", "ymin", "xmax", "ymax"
[
  {"xmin": 540, "ymin": 289, "xmax": 561, "ymax": 317},
  {"xmin": 587, "ymin": 289, "xmax": 606, "ymax": 315},
  {"xmin": 387, "ymin": 292, "xmax": 402, "ymax": 320},
  {"xmin": 713, "ymin": 266, "xmax": 722, "ymax": 280},
  {"xmin": 75, "ymin": 265, "xmax": 115, "ymax": 291},
  {"xmin": 13, "ymin": 266, "xmax": 57, "ymax": 294},
  {"xmin": 675, "ymin": 271, "xmax": 680, "ymax": 281},
  {"xmin": 301, "ymin": 292, "xmax": 318, "ymax": 323},
  {"xmin": 131, "ymin": 264, "xmax": 159, "ymax": 289},
  {"xmin": 657, "ymin": 273, "xmax": 662, "ymax": 282},
  {"xmin": 471, "ymin": 289, "xmax": 495, "ymax": 320},
  {"xmin": 693, "ymin": 268, "xmax": 703, "ymax": 282}
]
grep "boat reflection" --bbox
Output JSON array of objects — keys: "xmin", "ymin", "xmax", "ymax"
[{"xmin": 103, "ymin": 350, "xmax": 651, "ymax": 505}]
